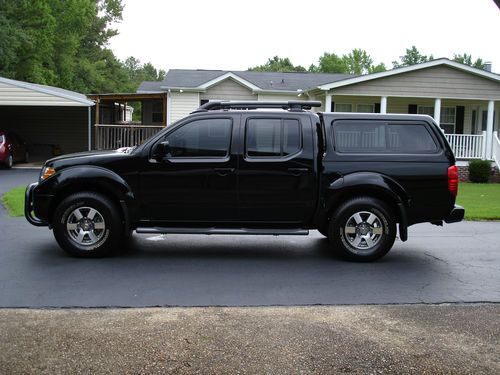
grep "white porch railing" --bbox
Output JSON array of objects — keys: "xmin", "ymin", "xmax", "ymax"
[
  {"xmin": 492, "ymin": 131, "xmax": 500, "ymax": 170},
  {"xmin": 445, "ymin": 132, "xmax": 486, "ymax": 159},
  {"xmin": 95, "ymin": 124, "xmax": 165, "ymax": 150}
]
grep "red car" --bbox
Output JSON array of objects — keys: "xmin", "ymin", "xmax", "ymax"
[{"xmin": 0, "ymin": 131, "xmax": 29, "ymax": 168}]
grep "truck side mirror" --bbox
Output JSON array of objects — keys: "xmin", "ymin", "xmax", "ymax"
[{"xmin": 152, "ymin": 140, "xmax": 170, "ymax": 161}]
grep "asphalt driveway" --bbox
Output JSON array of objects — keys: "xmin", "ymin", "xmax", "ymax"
[{"xmin": 0, "ymin": 168, "xmax": 499, "ymax": 307}]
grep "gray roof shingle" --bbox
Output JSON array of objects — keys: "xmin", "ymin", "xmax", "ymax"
[{"xmin": 138, "ymin": 69, "xmax": 355, "ymax": 93}]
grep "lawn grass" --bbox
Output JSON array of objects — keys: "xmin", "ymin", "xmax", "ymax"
[
  {"xmin": 1, "ymin": 182, "xmax": 499, "ymax": 220},
  {"xmin": 456, "ymin": 182, "xmax": 500, "ymax": 220},
  {"xmin": 1, "ymin": 185, "xmax": 25, "ymax": 217}
]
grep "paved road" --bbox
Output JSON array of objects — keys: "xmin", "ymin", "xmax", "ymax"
[
  {"xmin": 1, "ymin": 168, "xmax": 499, "ymax": 307},
  {"xmin": 1, "ymin": 305, "xmax": 499, "ymax": 374}
]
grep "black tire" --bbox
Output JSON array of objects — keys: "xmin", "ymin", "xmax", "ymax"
[
  {"xmin": 53, "ymin": 192, "xmax": 123, "ymax": 257},
  {"xmin": 6, "ymin": 154, "xmax": 13, "ymax": 169},
  {"xmin": 328, "ymin": 197, "xmax": 396, "ymax": 262}
]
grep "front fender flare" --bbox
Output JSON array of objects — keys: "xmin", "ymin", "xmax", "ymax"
[{"xmin": 36, "ymin": 165, "xmax": 136, "ymax": 225}]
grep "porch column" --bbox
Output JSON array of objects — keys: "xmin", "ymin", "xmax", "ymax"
[
  {"xmin": 325, "ymin": 94, "xmax": 332, "ymax": 112},
  {"xmin": 380, "ymin": 96, "xmax": 388, "ymax": 114},
  {"xmin": 485, "ymin": 100, "xmax": 495, "ymax": 160},
  {"xmin": 166, "ymin": 90, "xmax": 172, "ymax": 125},
  {"xmin": 433, "ymin": 98, "xmax": 441, "ymax": 125},
  {"xmin": 88, "ymin": 106, "xmax": 92, "ymax": 151}
]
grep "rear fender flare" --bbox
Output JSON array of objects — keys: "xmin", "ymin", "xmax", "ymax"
[{"xmin": 325, "ymin": 172, "xmax": 410, "ymax": 223}]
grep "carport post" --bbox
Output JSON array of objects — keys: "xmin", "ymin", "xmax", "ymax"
[{"xmin": 88, "ymin": 106, "xmax": 92, "ymax": 151}]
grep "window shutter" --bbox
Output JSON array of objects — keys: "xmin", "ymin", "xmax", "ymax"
[
  {"xmin": 374, "ymin": 103, "xmax": 381, "ymax": 113},
  {"xmin": 455, "ymin": 106, "xmax": 465, "ymax": 134},
  {"xmin": 408, "ymin": 104, "xmax": 417, "ymax": 114},
  {"xmin": 331, "ymin": 101, "xmax": 335, "ymax": 112}
]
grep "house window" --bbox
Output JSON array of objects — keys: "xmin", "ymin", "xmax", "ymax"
[
  {"xmin": 482, "ymin": 110, "xmax": 497, "ymax": 131},
  {"xmin": 418, "ymin": 106, "xmax": 434, "ymax": 117},
  {"xmin": 440, "ymin": 107, "xmax": 456, "ymax": 134},
  {"xmin": 471, "ymin": 110, "xmax": 477, "ymax": 134},
  {"xmin": 335, "ymin": 103, "xmax": 352, "ymax": 112},
  {"xmin": 356, "ymin": 104, "xmax": 375, "ymax": 113},
  {"xmin": 418, "ymin": 105, "xmax": 455, "ymax": 134},
  {"xmin": 152, "ymin": 101, "xmax": 163, "ymax": 123}
]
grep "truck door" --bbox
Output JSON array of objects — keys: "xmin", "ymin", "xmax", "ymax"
[
  {"xmin": 141, "ymin": 115, "xmax": 239, "ymax": 223},
  {"xmin": 237, "ymin": 113, "xmax": 316, "ymax": 224}
]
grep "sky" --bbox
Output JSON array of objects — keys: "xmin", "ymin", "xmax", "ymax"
[{"xmin": 109, "ymin": 0, "xmax": 500, "ymax": 73}]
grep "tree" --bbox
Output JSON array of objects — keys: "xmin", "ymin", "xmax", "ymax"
[
  {"xmin": 453, "ymin": 53, "xmax": 485, "ymax": 69},
  {"xmin": 310, "ymin": 52, "xmax": 348, "ymax": 74},
  {"xmin": 124, "ymin": 57, "xmax": 165, "ymax": 85},
  {"xmin": 311, "ymin": 50, "xmax": 386, "ymax": 75},
  {"xmin": 249, "ymin": 56, "xmax": 306, "ymax": 72},
  {"xmin": 0, "ymin": 0, "xmax": 164, "ymax": 95},
  {"xmin": 392, "ymin": 46, "xmax": 433, "ymax": 68},
  {"xmin": 368, "ymin": 63, "xmax": 387, "ymax": 74}
]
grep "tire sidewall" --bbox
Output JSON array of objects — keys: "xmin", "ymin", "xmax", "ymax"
[
  {"xmin": 330, "ymin": 198, "xmax": 396, "ymax": 261},
  {"xmin": 53, "ymin": 194, "xmax": 121, "ymax": 257}
]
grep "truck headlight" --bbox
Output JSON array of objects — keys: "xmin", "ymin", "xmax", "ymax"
[{"xmin": 40, "ymin": 166, "xmax": 56, "ymax": 181}]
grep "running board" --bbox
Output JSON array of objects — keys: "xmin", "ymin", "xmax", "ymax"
[{"xmin": 136, "ymin": 227, "xmax": 309, "ymax": 236}]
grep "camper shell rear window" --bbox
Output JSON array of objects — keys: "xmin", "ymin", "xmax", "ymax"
[{"xmin": 332, "ymin": 120, "xmax": 438, "ymax": 154}]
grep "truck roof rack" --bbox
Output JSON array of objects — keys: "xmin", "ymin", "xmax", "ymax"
[{"xmin": 191, "ymin": 100, "xmax": 322, "ymax": 113}]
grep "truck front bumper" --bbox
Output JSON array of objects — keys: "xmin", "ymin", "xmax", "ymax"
[
  {"xmin": 25, "ymin": 183, "xmax": 48, "ymax": 227},
  {"xmin": 444, "ymin": 204, "xmax": 465, "ymax": 223}
]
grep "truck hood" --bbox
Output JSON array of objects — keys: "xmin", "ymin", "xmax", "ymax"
[{"xmin": 46, "ymin": 148, "xmax": 135, "ymax": 169}]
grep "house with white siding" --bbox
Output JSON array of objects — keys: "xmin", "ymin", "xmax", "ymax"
[{"xmin": 138, "ymin": 59, "xmax": 500, "ymax": 171}]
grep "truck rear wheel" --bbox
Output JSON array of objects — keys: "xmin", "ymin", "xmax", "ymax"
[
  {"xmin": 329, "ymin": 197, "xmax": 396, "ymax": 262},
  {"xmin": 53, "ymin": 192, "xmax": 123, "ymax": 257}
]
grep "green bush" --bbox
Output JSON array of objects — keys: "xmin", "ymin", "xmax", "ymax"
[{"xmin": 468, "ymin": 160, "xmax": 491, "ymax": 183}]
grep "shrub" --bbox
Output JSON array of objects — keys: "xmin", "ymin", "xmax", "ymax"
[{"xmin": 468, "ymin": 160, "xmax": 491, "ymax": 183}]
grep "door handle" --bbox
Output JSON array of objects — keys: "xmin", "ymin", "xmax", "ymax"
[
  {"xmin": 288, "ymin": 167, "xmax": 309, "ymax": 176},
  {"xmin": 214, "ymin": 168, "xmax": 235, "ymax": 176}
]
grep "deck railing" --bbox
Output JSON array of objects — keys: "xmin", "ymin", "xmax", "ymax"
[
  {"xmin": 492, "ymin": 131, "xmax": 500, "ymax": 170},
  {"xmin": 95, "ymin": 124, "xmax": 165, "ymax": 150},
  {"xmin": 445, "ymin": 132, "xmax": 486, "ymax": 159}
]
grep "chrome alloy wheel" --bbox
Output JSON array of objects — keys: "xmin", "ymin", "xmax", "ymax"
[
  {"xmin": 343, "ymin": 211, "xmax": 384, "ymax": 250},
  {"xmin": 66, "ymin": 207, "xmax": 106, "ymax": 246}
]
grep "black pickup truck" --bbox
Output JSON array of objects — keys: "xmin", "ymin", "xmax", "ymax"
[{"xmin": 25, "ymin": 101, "xmax": 464, "ymax": 261}]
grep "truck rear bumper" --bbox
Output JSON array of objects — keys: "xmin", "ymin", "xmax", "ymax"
[{"xmin": 444, "ymin": 205, "xmax": 465, "ymax": 223}]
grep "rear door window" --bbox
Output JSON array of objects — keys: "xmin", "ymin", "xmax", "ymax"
[
  {"xmin": 246, "ymin": 118, "xmax": 301, "ymax": 158},
  {"xmin": 333, "ymin": 121, "xmax": 437, "ymax": 153}
]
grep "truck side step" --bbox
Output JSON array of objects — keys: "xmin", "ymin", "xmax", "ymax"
[{"xmin": 135, "ymin": 227, "xmax": 310, "ymax": 236}]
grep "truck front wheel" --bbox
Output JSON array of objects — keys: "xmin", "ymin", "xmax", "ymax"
[
  {"xmin": 329, "ymin": 197, "xmax": 396, "ymax": 262},
  {"xmin": 53, "ymin": 192, "xmax": 123, "ymax": 257}
]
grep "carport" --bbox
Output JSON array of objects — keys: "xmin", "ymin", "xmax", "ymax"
[{"xmin": 0, "ymin": 76, "xmax": 94, "ymax": 160}]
